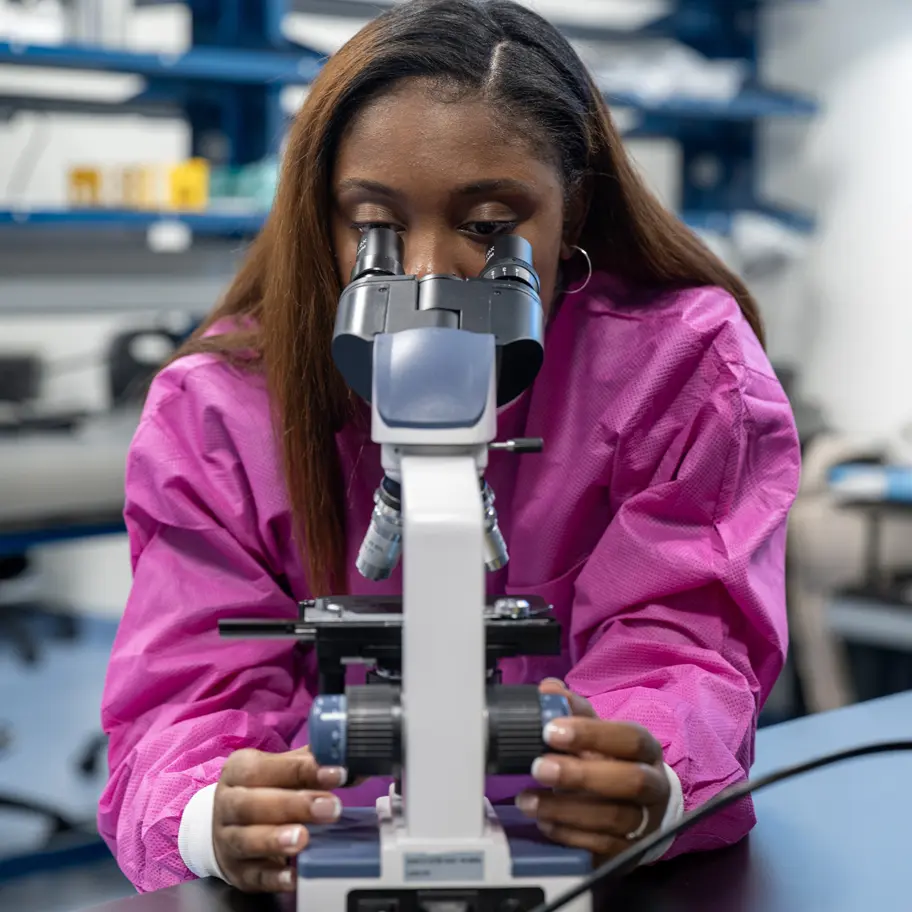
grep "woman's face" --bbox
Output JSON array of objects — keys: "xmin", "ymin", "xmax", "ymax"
[{"xmin": 331, "ymin": 79, "xmax": 575, "ymax": 312}]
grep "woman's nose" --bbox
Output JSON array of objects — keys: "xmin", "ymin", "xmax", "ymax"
[{"xmin": 405, "ymin": 237, "xmax": 463, "ymax": 279}]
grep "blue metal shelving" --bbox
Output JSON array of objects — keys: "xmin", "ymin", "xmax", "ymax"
[
  {"xmin": 0, "ymin": 40, "xmax": 322, "ymax": 84},
  {"xmin": 682, "ymin": 206, "xmax": 815, "ymax": 236},
  {"xmin": 0, "ymin": 207, "xmax": 266, "ymax": 237},
  {"xmin": 634, "ymin": 0, "xmax": 818, "ymax": 236},
  {"xmin": 1, "ymin": 206, "xmax": 791, "ymax": 240},
  {"xmin": 608, "ymin": 87, "xmax": 816, "ymax": 121},
  {"xmin": 0, "ymin": 0, "xmax": 321, "ymax": 167},
  {"xmin": 0, "ymin": 0, "xmax": 815, "ymax": 240},
  {"xmin": 0, "ymin": 42, "xmax": 813, "ymax": 121}
]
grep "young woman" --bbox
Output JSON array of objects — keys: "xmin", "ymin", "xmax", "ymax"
[{"xmin": 98, "ymin": 0, "xmax": 800, "ymax": 895}]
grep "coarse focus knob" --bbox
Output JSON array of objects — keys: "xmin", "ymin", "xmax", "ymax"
[
  {"xmin": 487, "ymin": 687, "xmax": 570, "ymax": 775},
  {"xmin": 309, "ymin": 685, "xmax": 401, "ymax": 777}
]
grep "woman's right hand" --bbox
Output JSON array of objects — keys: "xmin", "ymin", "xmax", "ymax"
[{"xmin": 213, "ymin": 746, "xmax": 346, "ymax": 893}]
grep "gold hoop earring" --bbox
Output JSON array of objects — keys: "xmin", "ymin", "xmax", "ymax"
[{"xmin": 564, "ymin": 246, "xmax": 592, "ymax": 295}]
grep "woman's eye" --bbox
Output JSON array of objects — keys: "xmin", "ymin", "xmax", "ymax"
[
  {"xmin": 352, "ymin": 221, "xmax": 404, "ymax": 234},
  {"xmin": 461, "ymin": 221, "xmax": 517, "ymax": 239}
]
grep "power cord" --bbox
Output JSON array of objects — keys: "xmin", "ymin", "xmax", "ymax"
[{"xmin": 530, "ymin": 739, "xmax": 912, "ymax": 912}]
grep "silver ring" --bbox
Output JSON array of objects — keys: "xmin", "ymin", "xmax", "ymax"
[{"xmin": 625, "ymin": 806, "xmax": 649, "ymax": 841}]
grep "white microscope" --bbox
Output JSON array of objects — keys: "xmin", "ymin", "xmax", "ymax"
[{"xmin": 221, "ymin": 228, "xmax": 592, "ymax": 912}]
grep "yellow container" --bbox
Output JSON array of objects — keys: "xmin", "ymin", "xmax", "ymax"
[
  {"xmin": 68, "ymin": 167, "xmax": 104, "ymax": 207},
  {"xmin": 120, "ymin": 166, "xmax": 157, "ymax": 209},
  {"xmin": 167, "ymin": 158, "xmax": 210, "ymax": 210}
]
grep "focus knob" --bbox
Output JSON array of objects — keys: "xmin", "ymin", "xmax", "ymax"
[
  {"xmin": 309, "ymin": 685, "xmax": 401, "ymax": 777},
  {"xmin": 487, "ymin": 686, "xmax": 570, "ymax": 775}
]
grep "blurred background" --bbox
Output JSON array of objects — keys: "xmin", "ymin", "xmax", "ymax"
[{"xmin": 0, "ymin": 0, "xmax": 910, "ymax": 907}]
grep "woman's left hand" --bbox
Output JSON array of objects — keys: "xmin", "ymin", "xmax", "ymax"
[{"xmin": 514, "ymin": 679, "xmax": 670, "ymax": 860}]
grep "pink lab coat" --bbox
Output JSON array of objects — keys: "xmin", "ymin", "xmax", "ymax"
[{"xmin": 98, "ymin": 273, "xmax": 800, "ymax": 892}]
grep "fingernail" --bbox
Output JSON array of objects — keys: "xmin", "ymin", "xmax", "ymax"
[
  {"xmin": 317, "ymin": 766, "xmax": 348, "ymax": 788},
  {"xmin": 515, "ymin": 792, "xmax": 539, "ymax": 816},
  {"xmin": 531, "ymin": 757, "xmax": 561, "ymax": 786},
  {"xmin": 279, "ymin": 825, "xmax": 302, "ymax": 849},
  {"xmin": 538, "ymin": 821, "xmax": 555, "ymax": 836},
  {"xmin": 312, "ymin": 796, "xmax": 342, "ymax": 822},
  {"xmin": 543, "ymin": 721, "xmax": 573, "ymax": 748},
  {"xmin": 278, "ymin": 868, "xmax": 294, "ymax": 888}
]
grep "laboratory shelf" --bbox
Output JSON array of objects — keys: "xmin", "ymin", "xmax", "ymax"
[
  {"xmin": 682, "ymin": 205, "xmax": 816, "ymax": 235},
  {"xmin": 0, "ymin": 1, "xmax": 817, "ymax": 254},
  {"xmin": 0, "ymin": 93, "xmax": 181, "ymax": 119},
  {"xmin": 0, "ymin": 208, "xmax": 267, "ymax": 237},
  {"xmin": 0, "ymin": 206, "xmax": 811, "ymax": 239},
  {"xmin": 0, "ymin": 41, "xmax": 322, "ymax": 85},
  {"xmin": 0, "ymin": 42, "xmax": 815, "ymax": 120},
  {"xmin": 282, "ymin": 0, "xmax": 812, "ymax": 47},
  {"xmin": 606, "ymin": 86, "xmax": 817, "ymax": 120}
]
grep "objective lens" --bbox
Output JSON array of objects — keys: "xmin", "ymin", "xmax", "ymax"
[
  {"xmin": 356, "ymin": 476, "xmax": 403, "ymax": 581},
  {"xmin": 351, "ymin": 226, "xmax": 404, "ymax": 282},
  {"xmin": 482, "ymin": 481, "xmax": 509, "ymax": 572}
]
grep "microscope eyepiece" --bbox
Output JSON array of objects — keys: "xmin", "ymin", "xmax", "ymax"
[
  {"xmin": 480, "ymin": 235, "xmax": 540, "ymax": 294},
  {"xmin": 351, "ymin": 226, "xmax": 404, "ymax": 283}
]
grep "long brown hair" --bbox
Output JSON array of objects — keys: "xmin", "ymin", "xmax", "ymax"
[{"xmin": 177, "ymin": 0, "xmax": 763, "ymax": 596}]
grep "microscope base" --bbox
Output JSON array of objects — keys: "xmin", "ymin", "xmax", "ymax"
[{"xmin": 298, "ymin": 804, "xmax": 592, "ymax": 912}]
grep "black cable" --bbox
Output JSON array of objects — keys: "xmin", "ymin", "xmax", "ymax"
[{"xmin": 529, "ymin": 739, "xmax": 912, "ymax": 912}]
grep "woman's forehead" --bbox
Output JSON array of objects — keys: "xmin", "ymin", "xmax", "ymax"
[{"xmin": 333, "ymin": 80, "xmax": 555, "ymax": 192}]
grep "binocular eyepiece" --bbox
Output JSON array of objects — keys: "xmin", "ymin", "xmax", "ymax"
[{"xmin": 352, "ymin": 226, "xmax": 541, "ymax": 295}]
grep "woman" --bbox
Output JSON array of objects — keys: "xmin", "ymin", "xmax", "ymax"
[{"xmin": 99, "ymin": 0, "xmax": 800, "ymax": 895}]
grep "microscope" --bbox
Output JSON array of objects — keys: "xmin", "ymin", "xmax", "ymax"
[{"xmin": 220, "ymin": 228, "xmax": 592, "ymax": 912}]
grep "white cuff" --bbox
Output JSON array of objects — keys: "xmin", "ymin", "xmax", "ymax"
[
  {"xmin": 178, "ymin": 783, "xmax": 226, "ymax": 881},
  {"xmin": 637, "ymin": 762, "xmax": 684, "ymax": 866}
]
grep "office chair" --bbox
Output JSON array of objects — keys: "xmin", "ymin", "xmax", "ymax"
[{"xmin": 107, "ymin": 328, "xmax": 183, "ymax": 406}]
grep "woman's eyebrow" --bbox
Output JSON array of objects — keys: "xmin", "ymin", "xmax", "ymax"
[
  {"xmin": 335, "ymin": 178, "xmax": 400, "ymax": 198},
  {"xmin": 334, "ymin": 177, "xmax": 535, "ymax": 198},
  {"xmin": 454, "ymin": 178, "xmax": 536, "ymax": 196}
]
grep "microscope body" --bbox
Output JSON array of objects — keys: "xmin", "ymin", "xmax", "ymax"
[{"xmin": 220, "ymin": 229, "xmax": 592, "ymax": 912}]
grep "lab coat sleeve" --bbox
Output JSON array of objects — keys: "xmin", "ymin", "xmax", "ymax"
[
  {"xmin": 97, "ymin": 369, "xmax": 314, "ymax": 893},
  {"xmin": 566, "ymin": 358, "xmax": 799, "ymax": 859}
]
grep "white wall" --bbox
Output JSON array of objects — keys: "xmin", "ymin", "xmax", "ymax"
[{"xmin": 761, "ymin": 0, "xmax": 912, "ymax": 439}]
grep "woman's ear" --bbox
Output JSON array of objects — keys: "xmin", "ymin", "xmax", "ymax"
[{"xmin": 561, "ymin": 181, "xmax": 591, "ymax": 260}]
